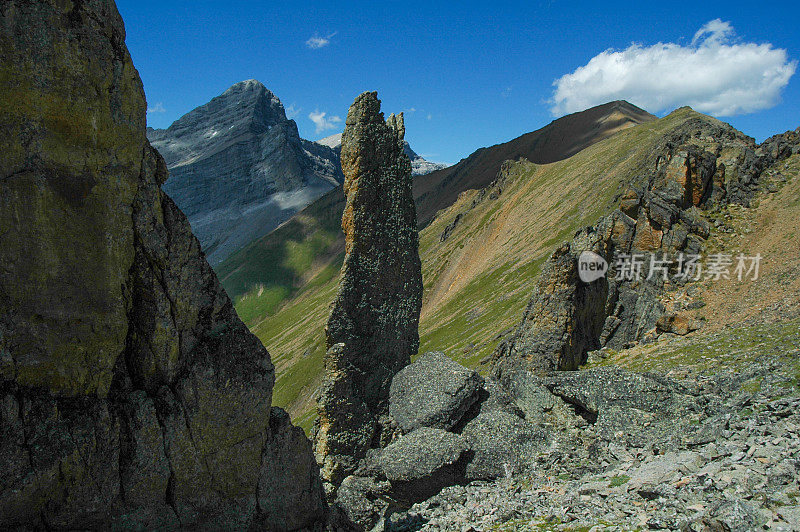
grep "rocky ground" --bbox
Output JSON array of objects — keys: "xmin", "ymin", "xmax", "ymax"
[{"xmin": 383, "ymin": 325, "xmax": 800, "ymax": 531}]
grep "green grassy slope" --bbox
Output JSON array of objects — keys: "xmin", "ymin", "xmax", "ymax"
[
  {"xmin": 222, "ymin": 107, "xmax": 717, "ymax": 431},
  {"xmin": 217, "ymin": 101, "xmax": 655, "ymax": 317},
  {"xmin": 216, "ymin": 189, "xmax": 344, "ymax": 326}
]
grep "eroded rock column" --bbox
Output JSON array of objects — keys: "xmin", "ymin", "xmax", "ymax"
[{"xmin": 315, "ymin": 92, "xmax": 423, "ymax": 487}]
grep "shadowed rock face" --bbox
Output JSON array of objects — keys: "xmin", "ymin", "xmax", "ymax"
[
  {"xmin": 315, "ymin": 91, "xmax": 423, "ymax": 487},
  {"xmin": 495, "ymin": 222, "xmax": 614, "ymax": 373},
  {"xmin": 0, "ymin": 0, "xmax": 324, "ymax": 528}
]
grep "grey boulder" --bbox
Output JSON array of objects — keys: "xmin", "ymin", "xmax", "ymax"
[
  {"xmin": 389, "ymin": 352, "xmax": 484, "ymax": 433},
  {"xmin": 461, "ymin": 410, "xmax": 548, "ymax": 480},
  {"xmin": 378, "ymin": 427, "xmax": 470, "ymax": 502},
  {"xmin": 330, "ymin": 475, "xmax": 393, "ymax": 531}
]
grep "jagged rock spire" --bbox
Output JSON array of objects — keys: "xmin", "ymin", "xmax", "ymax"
[{"xmin": 315, "ymin": 91, "xmax": 423, "ymax": 488}]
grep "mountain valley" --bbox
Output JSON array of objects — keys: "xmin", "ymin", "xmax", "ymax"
[{"xmin": 2, "ymin": 1, "xmax": 799, "ymax": 530}]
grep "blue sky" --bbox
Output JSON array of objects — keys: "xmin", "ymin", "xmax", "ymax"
[{"xmin": 117, "ymin": 0, "xmax": 800, "ymax": 165}]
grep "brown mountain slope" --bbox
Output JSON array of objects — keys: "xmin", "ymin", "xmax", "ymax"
[{"xmin": 413, "ymin": 100, "xmax": 656, "ymax": 226}]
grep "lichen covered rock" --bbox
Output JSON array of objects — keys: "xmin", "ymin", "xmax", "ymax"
[
  {"xmin": 0, "ymin": 1, "xmax": 324, "ymax": 528},
  {"xmin": 316, "ymin": 91, "xmax": 423, "ymax": 485},
  {"xmin": 461, "ymin": 410, "xmax": 548, "ymax": 480},
  {"xmin": 378, "ymin": 427, "xmax": 470, "ymax": 503},
  {"xmin": 493, "ymin": 221, "xmax": 614, "ymax": 372},
  {"xmin": 389, "ymin": 351, "xmax": 484, "ymax": 433}
]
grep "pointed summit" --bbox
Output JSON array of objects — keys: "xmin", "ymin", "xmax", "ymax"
[
  {"xmin": 222, "ymin": 78, "xmax": 267, "ymax": 94},
  {"xmin": 147, "ymin": 81, "xmax": 344, "ymax": 264},
  {"xmin": 152, "ymin": 80, "xmax": 288, "ymax": 168}
]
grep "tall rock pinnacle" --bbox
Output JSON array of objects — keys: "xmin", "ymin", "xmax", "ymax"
[{"xmin": 315, "ymin": 92, "xmax": 423, "ymax": 487}]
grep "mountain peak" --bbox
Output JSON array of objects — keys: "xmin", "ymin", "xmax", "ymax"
[
  {"xmin": 223, "ymin": 79, "xmax": 266, "ymax": 94},
  {"xmin": 220, "ymin": 79, "xmax": 285, "ymax": 109},
  {"xmin": 150, "ymin": 80, "xmax": 290, "ymax": 168},
  {"xmin": 147, "ymin": 81, "xmax": 344, "ymax": 265},
  {"xmin": 316, "ymin": 132, "xmax": 343, "ymax": 148}
]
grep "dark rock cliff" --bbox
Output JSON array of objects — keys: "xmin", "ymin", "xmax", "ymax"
[{"xmin": 0, "ymin": 0, "xmax": 324, "ymax": 528}]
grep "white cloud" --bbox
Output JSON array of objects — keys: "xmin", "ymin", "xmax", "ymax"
[
  {"xmin": 147, "ymin": 102, "xmax": 166, "ymax": 115},
  {"xmin": 426, "ymin": 114, "xmax": 432, "ymax": 121},
  {"xmin": 309, "ymin": 110, "xmax": 341, "ymax": 134},
  {"xmin": 551, "ymin": 19, "xmax": 796, "ymax": 117},
  {"xmin": 306, "ymin": 32, "xmax": 337, "ymax": 49},
  {"xmin": 691, "ymin": 19, "xmax": 733, "ymax": 47},
  {"xmin": 285, "ymin": 103, "xmax": 301, "ymax": 119}
]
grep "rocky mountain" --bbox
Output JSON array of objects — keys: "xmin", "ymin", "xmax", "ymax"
[
  {"xmin": 316, "ymin": 132, "xmax": 449, "ymax": 176},
  {"xmin": 335, "ymin": 126, "xmax": 800, "ymax": 529},
  {"xmin": 147, "ymin": 79, "xmax": 344, "ymax": 265},
  {"xmin": 4, "ymin": 1, "xmax": 800, "ymax": 529},
  {"xmin": 147, "ymin": 83, "xmax": 445, "ymax": 267},
  {"xmin": 0, "ymin": 1, "xmax": 323, "ymax": 528}
]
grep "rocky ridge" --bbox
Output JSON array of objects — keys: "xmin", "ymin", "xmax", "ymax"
[
  {"xmin": 148, "ymin": 80, "xmax": 344, "ymax": 265},
  {"xmin": 414, "ymin": 100, "xmax": 656, "ymax": 228},
  {"xmin": 0, "ymin": 1, "xmax": 324, "ymax": 528},
  {"xmin": 327, "ymin": 311, "xmax": 800, "ymax": 530},
  {"xmin": 493, "ymin": 115, "xmax": 795, "ymax": 375}
]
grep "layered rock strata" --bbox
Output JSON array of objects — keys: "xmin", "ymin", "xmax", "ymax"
[{"xmin": 148, "ymin": 80, "xmax": 344, "ymax": 265}]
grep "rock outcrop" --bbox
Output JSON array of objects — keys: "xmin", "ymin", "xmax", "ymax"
[
  {"xmin": 494, "ymin": 223, "xmax": 614, "ymax": 372},
  {"xmin": 461, "ymin": 409, "xmax": 547, "ymax": 480},
  {"xmin": 378, "ymin": 427, "xmax": 471, "ymax": 502},
  {"xmin": 493, "ymin": 115, "xmax": 780, "ymax": 374},
  {"xmin": 0, "ymin": 1, "xmax": 324, "ymax": 528},
  {"xmin": 315, "ymin": 92, "xmax": 423, "ymax": 487},
  {"xmin": 148, "ymin": 80, "xmax": 344, "ymax": 265},
  {"xmin": 329, "ymin": 352, "xmax": 550, "ymax": 529}
]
